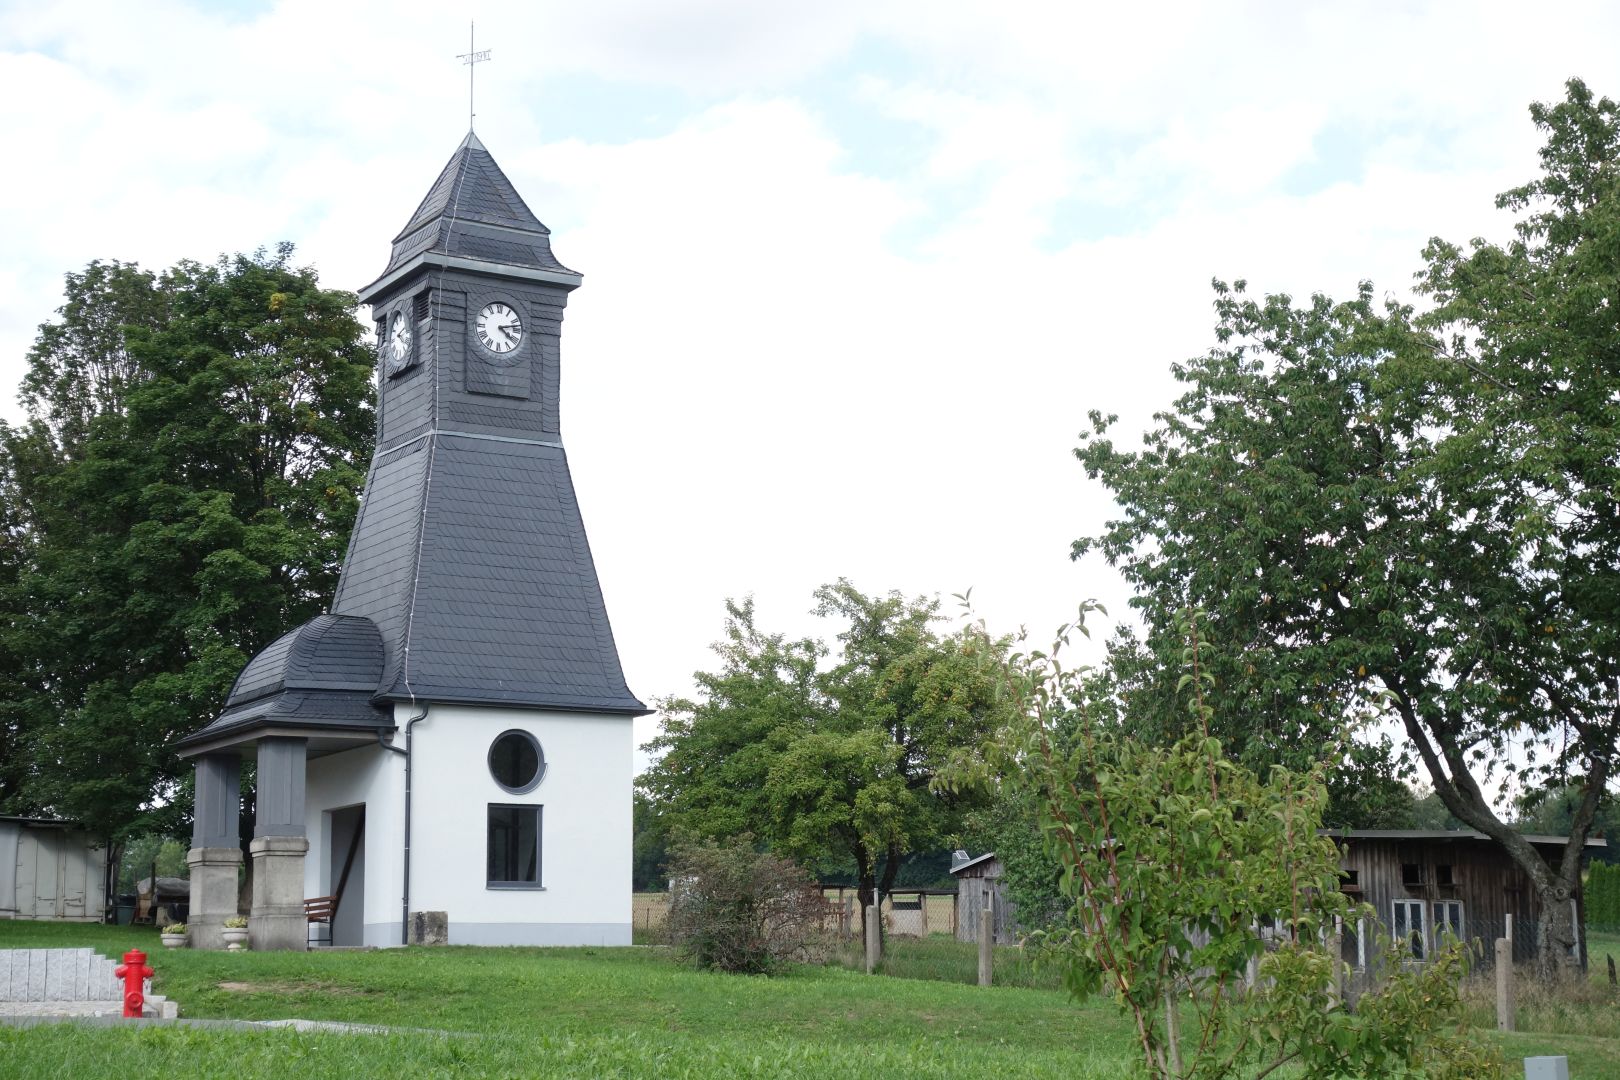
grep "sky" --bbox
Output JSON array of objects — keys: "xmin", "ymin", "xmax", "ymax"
[{"xmin": 3, "ymin": 1, "xmax": 1619, "ymax": 781}]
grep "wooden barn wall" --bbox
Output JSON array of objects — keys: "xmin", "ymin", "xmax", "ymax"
[
  {"xmin": 954, "ymin": 862, "xmax": 1018, "ymax": 946},
  {"xmin": 1336, "ymin": 838, "xmax": 1572, "ymax": 965}
]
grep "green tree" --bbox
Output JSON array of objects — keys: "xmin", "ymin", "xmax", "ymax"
[
  {"xmin": 641, "ymin": 581, "xmax": 1013, "ymax": 925},
  {"xmin": 1075, "ymin": 84, "xmax": 1620, "ymax": 977},
  {"xmin": 1411, "ymin": 789, "xmax": 1469, "ymax": 832},
  {"xmin": 0, "ymin": 246, "xmax": 374, "ymax": 844},
  {"xmin": 632, "ymin": 791, "xmax": 672, "ymax": 892},
  {"xmin": 944, "ymin": 612, "xmax": 1500, "ymax": 1080},
  {"xmin": 116, "ymin": 834, "xmax": 190, "ymax": 894},
  {"xmin": 1074, "ymin": 80, "xmax": 1619, "ymax": 979}
]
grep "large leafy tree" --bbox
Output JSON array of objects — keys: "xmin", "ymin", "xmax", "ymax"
[
  {"xmin": 1073, "ymin": 81, "xmax": 1619, "ymax": 977},
  {"xmin": 641, "ymin": 581, "xmax": 1013, "ymax": 924},
  {"xmin": 0, "ymin": 245, "xmax": 375, "ymax": 842}
]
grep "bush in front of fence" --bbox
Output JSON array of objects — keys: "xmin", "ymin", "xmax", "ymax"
[{"xmin": 665, "ymin": 836, "xmax": 830, "ymax": 974}]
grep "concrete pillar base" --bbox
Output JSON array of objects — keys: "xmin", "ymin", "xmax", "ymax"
[
  {"xmin": 249, "ymin": 835, "xmax": 309, "ymax": 952},
  {"xmin": 186, "ymin": 846, "xmax": 244, "ymax": 951}
]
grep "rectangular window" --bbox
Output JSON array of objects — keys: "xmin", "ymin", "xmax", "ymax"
[
  {"xmin": 1433, "ymin": 900, "xmax": 1462, "ymax": 945},
  {"xmin": 414, "ymin": 289, "xmax": 431, "ymax": 323},
  {"xmin": 1401, "ymin": 862, "xmax": 1424, "ymax": 888},
  {"xmin": 1435, "ymin": 863, "xmax": 1454, "ymax": 887},
  {"xmin": 1393, "ymin": 899, "xmax": 1426, "ymax": 960},
  {"xmin": 487, "ymin": 804, "xmax": 542, "ymax": 888}
]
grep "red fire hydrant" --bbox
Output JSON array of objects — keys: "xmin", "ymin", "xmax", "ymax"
[{"xmin": 114, "ymin": 949, "xmax": 154, "ymax": 1019}]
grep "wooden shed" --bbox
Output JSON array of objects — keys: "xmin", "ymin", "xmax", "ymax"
[
  {"xmin": 1329, "ymin": 829, "xmax": 1605, "ymax": 969},
  {"xmin": 949, "ymin": 852, "xmax": 1018, "ymax": 945},
  {"xmin": 0, "ymin": 815, "xmax": 108, "ymax": 922}
]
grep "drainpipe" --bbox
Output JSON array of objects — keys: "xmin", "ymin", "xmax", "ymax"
[{"xmin": 377, "ymin": 705, "xmax": 428, "ymax": 946}]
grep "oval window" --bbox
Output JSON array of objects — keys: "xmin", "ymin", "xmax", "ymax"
[{"xmin": 488, "ymin": 730, "xmax": 546, "ymax": 794}]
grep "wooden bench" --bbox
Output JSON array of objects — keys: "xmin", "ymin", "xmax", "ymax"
[{"xmin": 304, "ymin": 895, "xmax": 337, "ymax": 947}]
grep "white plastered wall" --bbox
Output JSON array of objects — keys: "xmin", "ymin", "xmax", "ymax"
[
  {"xmin": 304, "ymin": 742, "xmax": 404, "ymax": 947},
  {"xmin": 407, "ymin": 703, "xmax": 633, "ymax": 946}
]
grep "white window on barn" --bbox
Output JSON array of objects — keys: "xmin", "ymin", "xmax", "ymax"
[
  {"xmin": 1433, "ymin": 900, "xmax": 1463, "ymax": 946},
  {"xmin": 1339, "ymin": 916, "xmax": 1369, "ymax": 971},
  {"xmin": 1393, "ymin": 899, "xmax": 1426, "ymax": 960}
]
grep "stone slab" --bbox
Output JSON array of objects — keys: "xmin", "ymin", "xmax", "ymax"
[
  {"xmin": 0, "ymin": 949, "xmax": 135, "ymax": 1003},
  {"xmin": 1524, "ymin": 1057, "xmax": 1569, "ymax": 1080},
  {"xmin": 0, "ymin": 994, "xmax": 176, "ymax": 1020},
  {"xmin": 27, "ymin": 950, "xmax": 45, "ymax": 1001}
]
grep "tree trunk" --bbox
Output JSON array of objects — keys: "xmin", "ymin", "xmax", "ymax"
[
  {"xmin": 1389, "ymin": 684, "xmax": 1597, "ymax": 980},
  {"xmin": 854, "ymin": 843, "xmax": 875, "ymax": 935},
  {"xmin": 1533, "ymin": 880, "xmax": 1578, "ymax": 981},
  {"xmin": 879, "ymin": 843, "xmax": 901, "ymax": 897}
]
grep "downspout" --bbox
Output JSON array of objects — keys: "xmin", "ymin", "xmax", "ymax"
[{"xmin": 377, "ymin": 705, "xmax": 428, "ymax": 945}]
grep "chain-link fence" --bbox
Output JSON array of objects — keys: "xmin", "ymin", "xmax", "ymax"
[{"xmin": 1337, "ymin": 912, "xmax": 1571, "ymax": 973}]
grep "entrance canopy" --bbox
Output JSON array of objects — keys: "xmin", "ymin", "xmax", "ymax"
[{"xmin": 175, "ymin": 614, "xmax": 392, "ymax": 759}]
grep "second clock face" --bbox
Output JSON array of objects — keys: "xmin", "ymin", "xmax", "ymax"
[
  {"xmin": 385, "ymin": 311, "xmax": 414, "ymax": 375},
  {"xmin": 476, "ymin": 302, "xmax": 524, "ymax": 355}
]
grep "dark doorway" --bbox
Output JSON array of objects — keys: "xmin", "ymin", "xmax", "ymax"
[{"xmin": 329, "ymin": 805, "xmax": 366, "ymax": 947}]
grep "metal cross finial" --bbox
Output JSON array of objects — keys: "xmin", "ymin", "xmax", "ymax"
[{"xmin": 457, "ymin": 21, "xmax": 492, "ymax": 131}]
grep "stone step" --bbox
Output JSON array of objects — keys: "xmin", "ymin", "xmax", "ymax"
[{"xmin": 0, "ymin": 948, "xmax": 137, "ymax": 1003}]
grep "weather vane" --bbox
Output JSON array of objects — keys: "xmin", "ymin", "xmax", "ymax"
[{"xmin": 457, "ymin": 21, "xmax": 493, "ymax": 131}]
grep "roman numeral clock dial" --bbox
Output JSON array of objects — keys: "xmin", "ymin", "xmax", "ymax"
[{"xmin": 476, "ymin": 301, "xmax": 524, "ymax": 356}]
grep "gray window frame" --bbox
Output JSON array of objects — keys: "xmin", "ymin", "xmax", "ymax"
[
  {"xmin": 486, "ymin": 802, "xmax": 544, "ymax": 890},
  {"xmin": 488, "ymin": 728, "xmax": 546, "ymax": 795}
]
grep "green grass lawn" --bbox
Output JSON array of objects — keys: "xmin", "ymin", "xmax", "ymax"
[
  {"xmin": 0, "ymin": 921, "xmax": 1137, "ymax": 1078},
  {"xmin": 2, "ymin": 920, "xmax": 1616, "ymax": 1078}
]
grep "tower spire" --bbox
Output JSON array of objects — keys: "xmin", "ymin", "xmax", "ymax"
[{"xmin": 457, "ymin": 21, "xmax": 492, "ymax": 131}]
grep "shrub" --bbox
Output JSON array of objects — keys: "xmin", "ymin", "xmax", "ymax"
[
  {"xmin": 161, "ymin": 924, "xmax": 186, "ymax": 934},
  {"xmin": 665, "ymin": 837, "xmax": 828, "ymax": 974},
  {"xmin": 223, "ymin": 916, "xmax": 249, "ymax": 929}
]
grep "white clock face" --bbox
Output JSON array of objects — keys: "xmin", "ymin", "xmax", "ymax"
[
  {"xmin": 476, "ymin": 302, "xmax": 524, "ymax": 355},
  {"xmin": 388, "ymin": 311, "xmax": 413, "ymax": 366}
]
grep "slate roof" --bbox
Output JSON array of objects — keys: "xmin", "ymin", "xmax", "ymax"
[
  {"xmin": 224, "ymin": 614, "xmax": 385, "ymax": 707},
  {"xmin": 333, "ymin": 433, "xmax": 645, "ymax": 713},
  {"xmin": 175, "ymin": 616, "xmax": 390, "ymax": 750},
  {"xmin": 176, "ymin": 132, "xmax": 644, "ymax": 755},
  {"xmin": 378, "ymin": 131, "xmax": 577, "ymax": 280}
]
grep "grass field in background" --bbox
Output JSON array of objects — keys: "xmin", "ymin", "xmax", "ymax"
[{"xmin": 4, "ymin": 919, "xmax": 1619, "ymax": 1077}]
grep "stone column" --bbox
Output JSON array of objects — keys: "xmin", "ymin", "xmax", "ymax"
[
  {"xmin": 187, "ymin": 752, "xmax": 243, "ymax": 951},
  {"xmin": 249, "ymin": 736, "xmax": 309, "ymax": 951}
]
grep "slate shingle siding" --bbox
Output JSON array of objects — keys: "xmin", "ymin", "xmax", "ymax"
[
  {"xmin": 382, "ymin": 133, "xmax": 576, "ymax": 279},
  {"xmin": 359, "ymin": 435, "xmax": 642, "ymax": 711},
  {"xmin": 179, "ymin": 132, "xmax": 644, "ymax": 751}
]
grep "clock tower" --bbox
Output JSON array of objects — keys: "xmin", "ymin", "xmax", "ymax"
[
  {"xmin": 341, "ymin": 130, "xmax": 642, "ymax": 714},
  {"xmin": 178, "ymin": 132, "xmax": 644, "ymax": 950}
]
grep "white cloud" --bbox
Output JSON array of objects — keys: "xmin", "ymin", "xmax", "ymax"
[{"xmin": 3, "ymin": 0, "xmax": 1619, "ymax": 777}]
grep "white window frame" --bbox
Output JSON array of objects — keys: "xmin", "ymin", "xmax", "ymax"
[
  {"xmin": 1432, "ymin": 900, "xmax": 1463, "ymax": 947},
  {"xmin": 1393, "ymin": 899, "xmax": 1426, "ymax": 961}
]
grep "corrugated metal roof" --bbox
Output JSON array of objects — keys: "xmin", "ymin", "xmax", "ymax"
[{"xmin": 948, "ymin": 852, "xmax": 998, "ymax": 876}]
